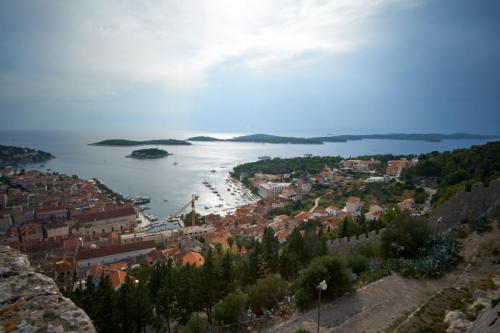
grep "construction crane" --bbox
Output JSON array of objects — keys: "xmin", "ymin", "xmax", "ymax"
[{"xmin": 172, "ymin": 194, "xmax": 199, "ymax": 227}]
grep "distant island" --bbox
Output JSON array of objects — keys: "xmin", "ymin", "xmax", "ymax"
[
  {"xmin": 0, "ymin": 144, "xmax": 54, "ymax": 167},
  {"xmin": 126, "ymin": 148, "xmax": 170, "ymax": 159},
  {"xmin": 187, "ymin": 133, "xmax": 498, "ymax": 144},
  {"xmin": 188, "ymin": 134, "xmax": 323, "ymax": 144},
  {"xmin": 90, "ymin": 139, "xmax": 191, "ymax": 146}
]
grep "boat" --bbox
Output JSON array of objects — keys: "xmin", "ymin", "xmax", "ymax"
[
  {"xmin": 163, "ymin": 199, "xmax": 168, "ymax": 202},
  {"xmin": 258, "ymin": 156, "xmax": 271, "ymax": 161},
  {"xmin": 204, "ymin": 206, "xmax": 210, "ymax": 210},
  {"xmin": 138, "ymin": 205, "xmax": 150, "ymax": 211},
  {"xmin": 145, "ymin": 214, "xmax": 158, "ymax": 221},
  {"xmin": 173, "ymin": 162, "xmax": 178, "ymax": 166},
  {"xmin": 304, "ymin": 153, "xmax": 313, "ymax": 157},
  {"xmin": 210, "ymin": 169, "xmax": 216, "ymax": 173},
  {"xmin": 134, "ymin": 196, "xmax": 151, "ymax": 204}
]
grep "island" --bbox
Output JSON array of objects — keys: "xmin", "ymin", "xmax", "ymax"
[
  {"xmin": 0, "ymin": 144, "xmax": 54, "ymax": 167},
  {"xmin": 187, "ymin": 133, "xmax": 498, "ymax": 144},
  {"xmin": 126, "ymin": 148, "xmax": 170, "ymax": 159},
  {"xmin": 90, "ymin": 139, "xmax": 191, "ymax": 146},
  {"xmin": 188, "ymin": 133, "xmax": 323, "ymax": 144}
]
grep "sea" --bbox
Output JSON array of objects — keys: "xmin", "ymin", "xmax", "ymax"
[{"xmin": 0, "ymin": 129, "xmax": 495, "ymax": 219}]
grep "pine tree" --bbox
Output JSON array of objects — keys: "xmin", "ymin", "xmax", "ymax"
[
  {"xmin": 261, "ymin": 227, "xmax": 280, "ymax": 273},
  {"xmin": 158, "ymin": 260, "xmax": 176, "ymax": 333},
  {"xmin": 201, "ymin": 247, "xmax": 218, "ymax": 325}
]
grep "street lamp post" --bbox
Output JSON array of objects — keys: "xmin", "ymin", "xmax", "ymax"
[{"xmin": 317, "ymin": 280, "xmax": 327, "ymax": 333}]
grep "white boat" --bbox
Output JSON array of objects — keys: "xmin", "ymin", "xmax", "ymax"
[{"xmin": 134, "ymin": 196, "xmax": 151, "ymax": 204}]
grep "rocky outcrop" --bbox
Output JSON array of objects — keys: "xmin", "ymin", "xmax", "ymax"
[{"xmin": 0, "ymin": 246, "xmax": 96, "ymax": 333}]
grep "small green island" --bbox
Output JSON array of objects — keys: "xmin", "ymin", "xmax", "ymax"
[
  {"xmin": 126, "ymin": 148, "xmax": 170, "ymax": 159},
  {"xmin": 90, "ymin": 139, "xmax": 191, "ymax": 146}
]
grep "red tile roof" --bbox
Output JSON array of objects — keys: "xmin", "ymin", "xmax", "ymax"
[
  {"xmin": 77, "ymin": 240, "xmax": 155, "ymax": 261},
  {"xmin": 74, "ymin": 206, "xmax": 136, "ymax": 224}
]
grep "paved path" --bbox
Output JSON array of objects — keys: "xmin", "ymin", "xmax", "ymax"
[
  {"xmin": 266, "ymin": 274, "xmax": 453, "ymax": 333},
  {"xmin": 309, "ymin": 197, "xmax": 321, "ymax": 213}
]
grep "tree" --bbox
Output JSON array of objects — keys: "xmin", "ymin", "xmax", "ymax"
[
  {"xmin": 94, "ymin": 276, "xmax": 118, "ymax": 333},
  {"xmin": 158, "ymin": 260, "xmax": 176, "ymax": 333},
  {"xmin": 247, "ymin": 274, "xmax": 288, "ymax": 315},
  {"xmin": 380, "ymin": 209, "xmax": 431, "ymax": 258},
  {"xmin": 201, "ymin": 247, "xmax": 219, "ymax": 325},
  {"xmin": 117, "ymin": 278, "xmax": 135, "ymax": 333},
  {"xmin": 294, "ymin": 254, "xmax": 353, "ymax": 309},
  {"xmin": 132, "ymin": 281, "xmax": 153, "ymax": 332},
  {"xmin": 219, "ymin": 251, "xmax": 235, "ymax": 295},
  {"xmin": 214, "ymin": 292, "xmax": 248, "ymax": 325},
  {"xmin": 261, "ymin": 227, "xmax": 280, "ymax": 273}
]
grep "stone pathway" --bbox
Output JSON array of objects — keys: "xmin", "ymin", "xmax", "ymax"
[{"xmin": 266, "ymin": 274, "xmax": 453, "ymax": 333}]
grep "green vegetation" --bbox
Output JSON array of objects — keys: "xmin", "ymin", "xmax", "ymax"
[
  {"xmin": 247, "ymin": 274, "xmax": 288, "ymax": 315},
  {"xmin": 407, "ymin": 141, "xmax": 500, "ymax": 206},
  {"xmin": 0, "ymin": 144, "xmax": 54, "ymax": 167},
  {"xmin": 90, "ymin": 139, "xmax": 191, "ymax": 146},
  {"xmin": 380, "ymin": 209, "xmax": 431, "ymax": 259},
  {"xmin": 126, "ymin": 148, "xmax": 170, "ymax": 159},
  {"xmin": 294, "ymin": 254, "xmax": 353, "ymax": 309},
  {"xmin": 232, "ymin": 156, "xmax": 342, "ymax": 179},
  {"xmin": 214, "ymin": 292, "xmax": 248, "ymax": 325}
]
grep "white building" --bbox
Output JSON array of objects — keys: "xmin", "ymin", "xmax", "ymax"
[{"xmin": 257, "ymin": 182, "xmax": 291, "ymax": 198}]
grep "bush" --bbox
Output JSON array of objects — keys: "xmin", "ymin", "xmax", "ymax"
[
  {"xmin": 184, "ymin": 316, "xmax": 208, "ymax": 333},
  {"xmin": 381, "ymin": 209, "xmax": 431, "ymax": 259},
  {"xmin": 346, "ymin": 255, "xmax": 369, "ymax": 275},
  {"xmin": 214, "ymin": 292, "xmax": 248, "ymax": 325},
  {"xmin": 294, "ymin": 254, "xmax": 353, "ymax": 309},
  {"xmin": 247, "ymin": 274, "xmax": 288, "ymax": 315},
  {"xmin": 470, "ymin": 214, "xmax": 491, "ymax": 233}
]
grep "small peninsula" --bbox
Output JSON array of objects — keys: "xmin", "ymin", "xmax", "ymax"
[
  {"xmin": 90, "ymin": 139, "xmax": 191, "ymax": 146},
  {"xmin": 126, "ymin": 148, "xmax": 170, "ymax": 159},
  {"xmin": 0, "ymin": 144, "xmax": 54, "ymax": 167},
  {"xmin": 187, "ymin": 133, "xmax": 498, "ymax": 144}
]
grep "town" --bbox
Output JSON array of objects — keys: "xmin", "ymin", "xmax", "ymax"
[{"xmin": 0, "ymin": 155, "xmax": 421, "ymax": 287}]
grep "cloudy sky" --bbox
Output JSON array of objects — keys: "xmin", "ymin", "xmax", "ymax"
[{"xmin": 0, "ymin": 0, "xmax": 499, "ymax": 135}]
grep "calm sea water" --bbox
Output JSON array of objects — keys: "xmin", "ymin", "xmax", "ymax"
[{"xmin": 0, "ymin": 129, "xmax": 494, "ymax": 218}]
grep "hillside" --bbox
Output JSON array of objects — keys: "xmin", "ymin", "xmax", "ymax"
[
  {"xmin": 407, "ymin": 141, "xmax": 500, "ymax": 205},
  {"xmin": 0, "ymin": 144, "xmax": 54, "ymax": 167}
]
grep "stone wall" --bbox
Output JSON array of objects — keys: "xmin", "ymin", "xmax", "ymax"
[
  {"xmin": 328, "ymin": 228, "xmax": 385, "ymax": 253},
  {"xmin": 429, "ymin": 179, "xmax": 500, "ymax": 233},
  {"xmin": 0, "ymin": 246, "xmax": 96, "ymax": 333}
]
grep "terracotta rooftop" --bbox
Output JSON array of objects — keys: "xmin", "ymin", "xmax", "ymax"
[
  {"xmin": 76, "ymin": 240, "xmax": 155, "ymax": 261},
  {"xmin": 74, "ymin": 206, "xmax": 136, "ymax": 224}
]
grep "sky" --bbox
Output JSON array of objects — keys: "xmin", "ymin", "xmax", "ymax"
[{"xmin": 0, "ymin": 0, "xmax": 499, "ymax": 135}]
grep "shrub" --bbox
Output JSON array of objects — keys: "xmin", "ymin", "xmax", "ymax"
[
  {"xmin": 380, "ymin": 209, "xmax": 431, "ymax": 259},
  {"xmin": 214, "ymin": 292, "xmax": 248, "ymax": 325},
  {"xmin": 247, "ymin": 274, "xmax": 288, "ymax": 315},
  {"xmin": 294, "ymin": 254, "xmax": 353, "ymax": 309}
]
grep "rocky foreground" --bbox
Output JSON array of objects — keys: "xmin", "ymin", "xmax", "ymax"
[{"xmin": 0, "ymin": 246, "xmax": 96, "ymax": 332}]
